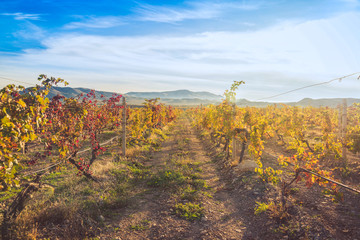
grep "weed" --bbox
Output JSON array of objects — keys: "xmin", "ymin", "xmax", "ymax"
[
  {"xmin": 127, "ymin": 162, "xmax": 149, "ymax": 179},
  {"xmin": 275, "ymin": 221, "xmax": 308, "ymax": 239},
  {"xmin": 148, "ymin": 170, "xmax": 186, "ymax": 188},
  {"xmin": 142, "ymin": 144, "xmax": 151, "ymax": 152},
  {"xmin": 130, "ymin": 219, "xmax": 151, "ymax": 231},
  {"xmin": 323, "ymin": 189, "xmax": 344, "ymax": 203},
  {"xmin": 174, "ymin": 151, "xmax": 190, "ymax": 157},
  {"xmin": 189, "ymin": 172, "xmax": 201, "ymax": 180},
  {"xmin": 339, "ymin": 166, "xmax": 352, "ymax": 178},
  {"xmin": 254, "ymin": 201, "xmax": 273, "ymax": 215},
  {"xmin": 43, "ymin": 171, "xmax": 64, "ymax": 185},
  {"xmin": 180, "ymin": 186, "xmax": 200, "ymax": 201},
  {"xmin": 175, "ymin": 202, "xmax": 204, "ymax": 221},
  {"xmin": 191, "ymin": 179, "xmax": 208, "ymax": 190},
  {"xmin": 110, "ymin": 168, "xmax": 129, "ymax": 183},
  {"xmin": 202, "ymin": 191, "xmax": 213, "ymax": 199},
  {"xmin": 0, "ymin": 188, "xmax": 22, "ymax": 202}
]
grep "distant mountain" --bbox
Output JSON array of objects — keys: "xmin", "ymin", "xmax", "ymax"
[
  {"xmin": 47, "ymin": 87, "xmax": 119, "ymax": 99},
  {"xmin": 288, "ymin": 98, "xmax": 360, "ymax": 108},
  {"xmin": 236, "ymin": 99, "xmax": 271, "ymax": 107},
  {"xmin": 45, "ymin": 87, "xmax": 222, "ymax": 105},
  {"xmin": 236, "ymin": 98, "xmax": 360, "ymax": 108},
  {"xmin": 126, "ymin": 89, "xmax": 222, "ymax": 100},
  {"xmin": 44, "ymin": 86, "xmax": 360, "ymax": 107}
]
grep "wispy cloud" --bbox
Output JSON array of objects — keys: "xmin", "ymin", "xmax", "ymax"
[
  {"xmin": 217, "ymin": 1, "xmax": 262, "ymax": 11},
  {"xmin": 14, "ymin": 22, "xmax": 45, "ymax": 40},
  {"xmin": 134, "ymin": 1, "xmax": 260, "ymax": 23},
  {"xmin": 1, "ymin": 12, "xmax": 359, "ymax": 100},
  {"xmin": 62, "ymin": 1, "xmax": 260, "ymax": 29},
  {"xmin": 1, "ymin": 12, "xmax": 41, "ymax": 21},
  {"xmin": 64, "ymin": 16, "xmax": 125, "ymax": 29},
  {"xmin": 134, "ymin": 3, "xmax": 219, "ymax": 23}
]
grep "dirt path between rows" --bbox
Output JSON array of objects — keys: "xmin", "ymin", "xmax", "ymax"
[{"xmin": 96, "ymin": 116, "xmax": 271, "ymax": 240}]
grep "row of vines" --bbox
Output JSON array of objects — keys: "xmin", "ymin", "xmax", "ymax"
[
  {"xmin": 0, "ymin": 75, "xmax": 180, "ymax": 237},
  {"xmin": 188, "ymin": 81, "xmax": 360, "ymax": 213}
]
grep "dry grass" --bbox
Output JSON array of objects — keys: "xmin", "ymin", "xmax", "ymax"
[
  {"xmin": 15, "ymin": 200, "xmax": 96, "ymax": 239},
  {"xmin": 176, "ymin": 157, "xmax": 193, "ymax": 166},
  {"xmin": 3, "ymin": 125, "xmax": 171, "ymax": 239},
  {"xmin": 8, "ymin": 154, "xmax": 131, "ymax": 239},
  {"xmin": 91, "ymin": 159, "xmax": 116, "ymax": 175}
]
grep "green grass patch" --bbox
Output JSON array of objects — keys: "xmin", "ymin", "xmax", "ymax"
[
  {"xmin": 175, "ymin": 202, "xmax": 204, "ymax": 221},
  {"xmin": 130, "ymin": 219, "xmax": 151, "ymax": 231},
  {"xmin": 127, "ymin": 162, "xmax": 150, "ymax": 179},
  {"xmin": 147, "ymin": 169, "xmax": 186, "ymax": 188},
  {"xmin": 190, "ymin": 179, "xmax": 208, "ymax": 190},
  {"xmin": 180, "ymin": 186, "xmax": 200, "ymax": 201},
  {"xmin": 0, "ymin": 187, "xmax": 22, "ymax": 202}
]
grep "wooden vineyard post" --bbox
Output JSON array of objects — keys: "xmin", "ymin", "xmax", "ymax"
[
  {"xmin": 232, "ymin": 104, "xmax": 238, "ymax": 162},
  {"xmin": 232, "ymin": 138, "xmax": 238, "ymax": 162},
  {"xmin": 122, "ymin": 97, "xmax": 126, "ymax": 157},
  {"xmin": 342, "ymin": 99, "xmax": 347, "ymax": 165},
  {"xmin": 338, "ymin": 103, "xmax": 342, "ymax": 138}
]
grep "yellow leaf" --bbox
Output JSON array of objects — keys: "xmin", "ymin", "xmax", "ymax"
[
  {"xmin": 18, "ymin": 99, "xmax": 26, "ymax": 107},
  {"xmin": 1, "ymin": 116, "xmax": 10, "ymax": 124}
]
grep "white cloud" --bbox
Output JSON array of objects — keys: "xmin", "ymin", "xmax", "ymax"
[
  {"xmin": 1, "ymin": 12, "xmax": 360, "ymax": 101},
  {"xmin": 64, "ymin": 16, "xmax": 125, "ymax": 29},
  {"xmin": 1, "ymin": 12, "xmax": 41, "ymax": 21}
]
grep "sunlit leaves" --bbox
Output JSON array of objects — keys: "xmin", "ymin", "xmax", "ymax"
[
  {"xmin": 0, "ymin": 76, "xmax": 66, "ymax": 190},
  {"xmin": 189, "ymin": 96, "xmax": 350, "ymax": 200}
]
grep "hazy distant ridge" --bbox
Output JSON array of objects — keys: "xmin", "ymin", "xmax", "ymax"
[
  {"xmin": 126, "ymin": 89, "xmax": 222, "ymax": 100},
  {"xmin": 289, "ymin": 98, "xmax": 360, "ymax": 108},
  {"xmin": 47, "ymin": 87, "xmax": 360, "ymax": 107},
  {"xmin": 48, "ymin": 87, "xmax": 119, "ymax": 99},
  {"xmin": 236, "ymin": 98, "xmax": 360, "ymax": 108}
]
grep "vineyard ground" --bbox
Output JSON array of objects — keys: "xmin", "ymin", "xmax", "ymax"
[
  {"xmin": 98, "ymin": 115, "xmax": 360, "ymax": 240},
  {"xmin": 10, "ymin": 114, "xmax": 360, "ymax": 239},
  {"xmin": 97, "ymin": 115, "xmax": 276, "ymax": 239},
  {"xmin": 259, "ymin": 140, "xmax": 360, "ymax": 240}
]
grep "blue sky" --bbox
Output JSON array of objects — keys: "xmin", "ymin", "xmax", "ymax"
[{"xmin": 0, "ymin": 0, "xmax": 359, "ymax": 101}]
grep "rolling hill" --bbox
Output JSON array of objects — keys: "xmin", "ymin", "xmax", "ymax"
[{"xmin": 45, "ymin": 86, "xmax": 360, "ymax": 107}]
